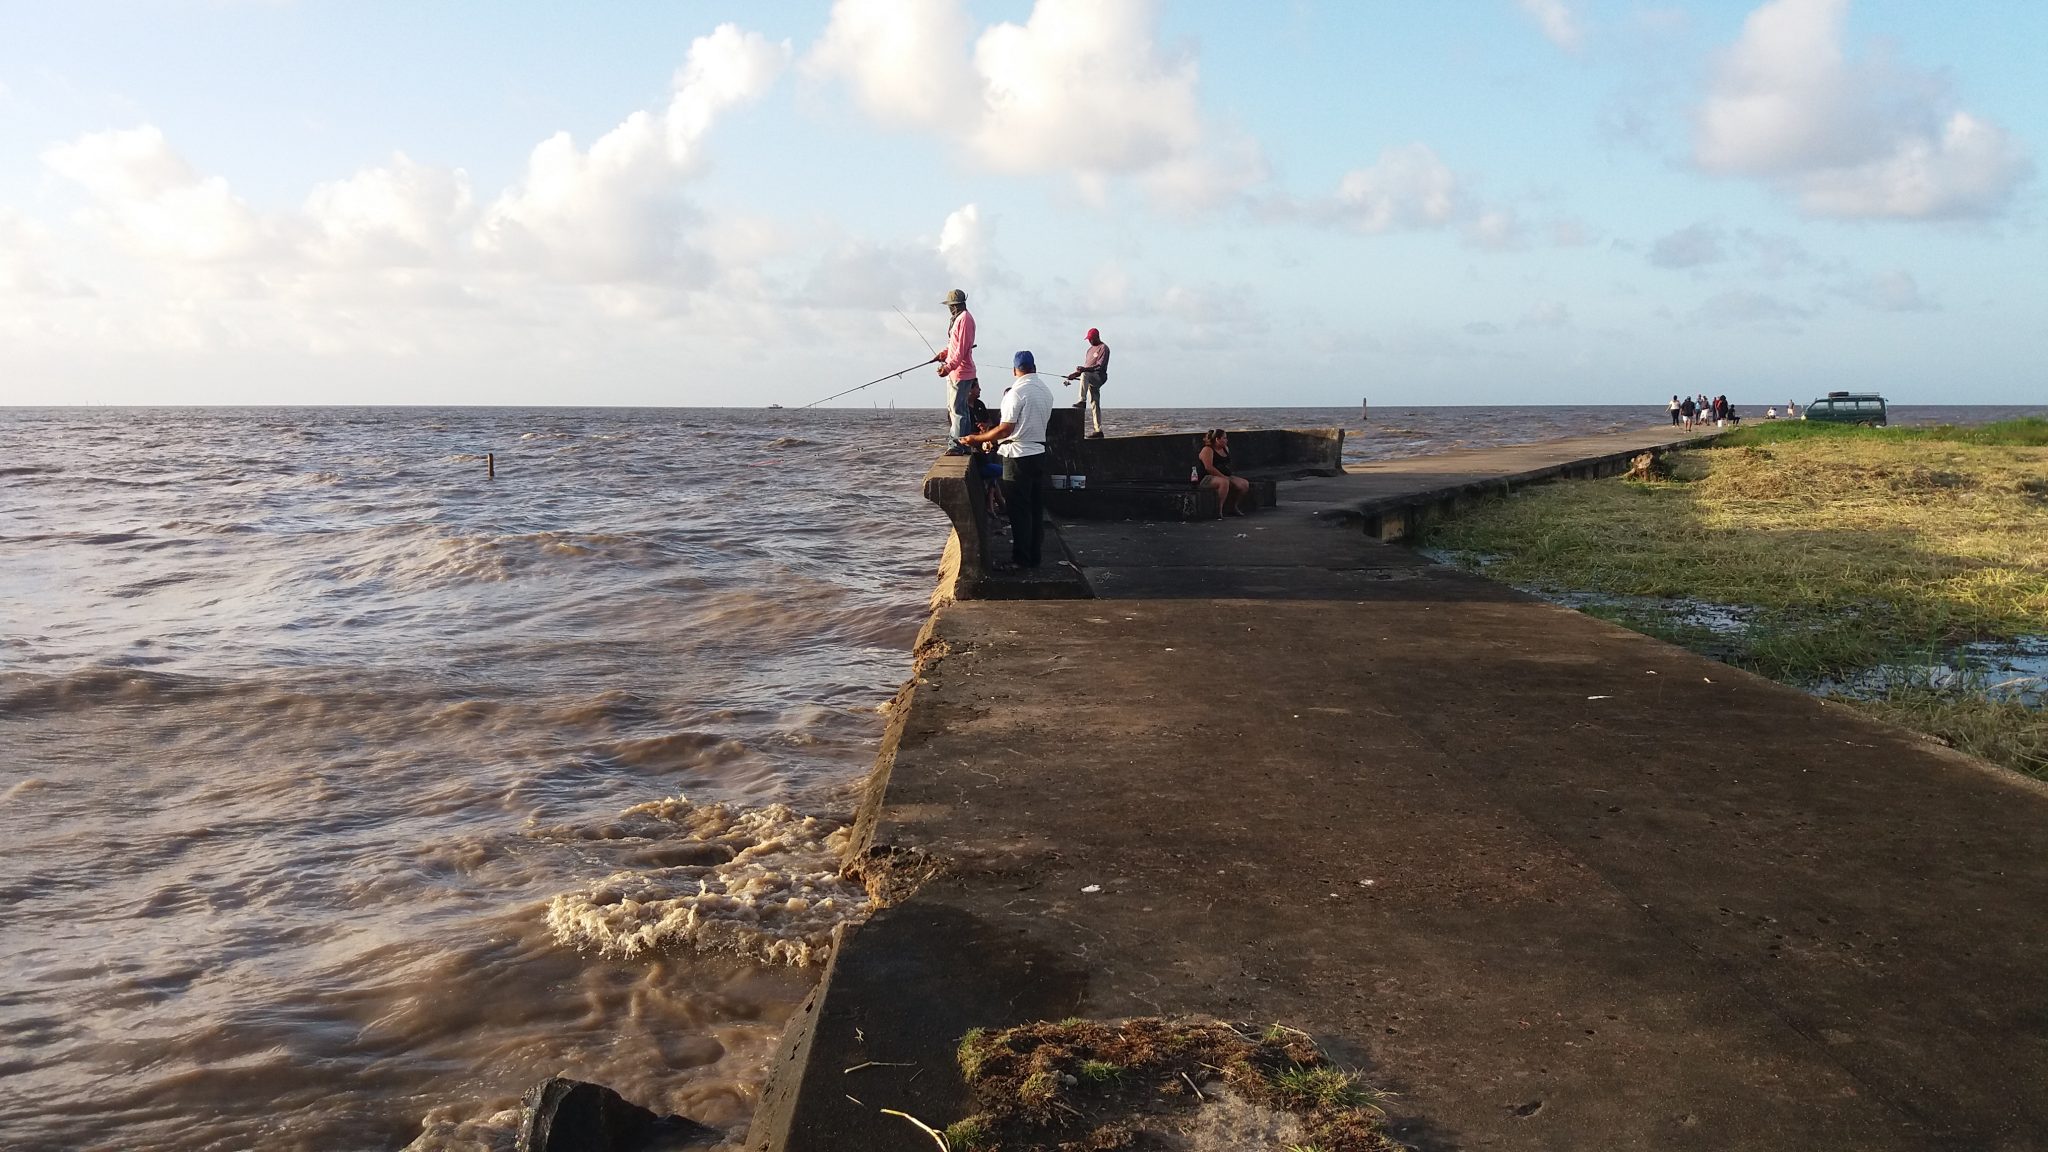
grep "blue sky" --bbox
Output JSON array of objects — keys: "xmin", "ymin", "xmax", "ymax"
[{"xmin": 1, "ymin": 0, "xmax": 2041, "ymax": 407}]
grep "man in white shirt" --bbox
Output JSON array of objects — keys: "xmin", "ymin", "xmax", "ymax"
[{"xmin": 959, "ymin": 350, "xmax": 1054, "ymax": 567}]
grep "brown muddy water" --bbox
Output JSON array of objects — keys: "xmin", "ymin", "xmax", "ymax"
[{"xmin": 0, "ymin": 403, "xmax": 1852, "ymax": 1150}]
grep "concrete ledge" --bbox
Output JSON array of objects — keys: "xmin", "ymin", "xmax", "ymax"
[
  {"xmin": 1352, "ymin": 433, "xmax": 1718, "ymax": 541},
  {"xmin": 921, "ymin": 455, "xmax": 1090, "ymax": 600},
  {"xmin": 1046, "ymin": 477, "xmax": 1277, "ymax": 521},
  {"xmin": 1045, "ymin": 422, "xmax": 1344, "ymax": 485},
  {"xmin": 921, "ymin": 455, "xmax": 992, "ymax": 578}
]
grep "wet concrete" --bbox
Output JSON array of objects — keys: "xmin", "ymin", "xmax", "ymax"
[{"xmin": 749, "ymin": 431, "xmax": 2048, "ymax": 1151}]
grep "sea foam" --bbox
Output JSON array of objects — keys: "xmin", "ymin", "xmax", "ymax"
[{"xmin": 545, "ymin": 796, "xmax": 870, "ymax": 968}]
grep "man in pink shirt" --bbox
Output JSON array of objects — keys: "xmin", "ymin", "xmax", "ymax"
[
  {"xmin": 933, "ymin": 288, "xmax": 978, "ymax": 455},
  {"xmin": 1064, "ymin": 327, "xmax": 1110, "ymax": 438}
]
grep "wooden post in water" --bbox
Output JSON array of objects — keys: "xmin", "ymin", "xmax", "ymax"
[
  {"xmin": 1361, "ymin": 398, "xmax": 1369, "ymax": 422},
  {"xmin": 487, "ymin": 452, "xmax": 495, "ymax": 479}
]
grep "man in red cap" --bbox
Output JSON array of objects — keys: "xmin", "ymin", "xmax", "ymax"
[{"xmin": 1063, "ymin": 327, "xmax": 1110, "ymax": 438}]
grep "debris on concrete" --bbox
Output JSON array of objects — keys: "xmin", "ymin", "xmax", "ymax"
[{"xmin": 943, "ymin": 1016, "xmax": 1401, "ymax": 1151}]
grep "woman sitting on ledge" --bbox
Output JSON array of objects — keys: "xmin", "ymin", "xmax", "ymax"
[{"xmin": 1195, "ymin": 428, "xmax": 1253, "ymax": 518}]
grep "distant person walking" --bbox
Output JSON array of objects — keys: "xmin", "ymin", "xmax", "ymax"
[
  {"xmin": 1680, "ymin": 396, "xmax": 1697, "ymax": 430},
  {"xmin": 1064, "ymin": 328, "xmax": 1110, "ymax": 439},
  {"xmin": 959, "ymin": 351, "xmax": 1054, "ymax": 567},
  {"xmin": 1195, "ymin": 428, "xmax": 1253, "ymax": 517},
  {"xmin": 934, "ymin": 289, "xmax": 977, "ymax": 455},
  {"xmin": 1669, "ymin": 395, "xmax": 1681, "ymax": 426}
]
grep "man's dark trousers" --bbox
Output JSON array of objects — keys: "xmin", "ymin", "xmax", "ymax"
[{"xmin": 1001, "ymin": 452, "xmax": 1046, "ymax": 567}]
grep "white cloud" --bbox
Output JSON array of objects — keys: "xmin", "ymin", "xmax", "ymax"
[
  {"xmin": 801, "ymin": 238, "xmax": 948, "ymax": 309},
  {"xmin": 805, "ymin": 0, "xmax": 1265, "ymax": 208},
  {"xmin": 11, "ymin": 22, "xmax": 846, "ymax": 386},
  {"xmin": 1737, "ymin": 229, "xmax": 1816, "ymax": 278},
  {"xmin": 1692, "ymin": 288, "xmax": 1809, "ymax": 328},
  {"xmin": 1838, "ymin": 268, "xmax": 1937, "ymax": 312},
  {"xmin": 1519, "ymin": 301, "xmax": 1573, "ymax": 329},
  {"xmin": 478, "ymin": 24, "xmax": 789, "ymax": 281},
  {"xmin": 1646, "ymin": 223, "xmax": 1826, "ymax": 281},
  {"xmin": 34, "ymin": 24, "xmax": 789, "ymax": 301},
  {"xmin": 1296, "ymin": 144, "xmax": 1525, "ymax": 250},
  {"xmin": 1694, "ymin": 0, "xmax": 2030, "ymax": 219},
  {"xmin": 1549, "ymin": 217, "xmax": 1596, "ymax": 247},
  {"xmin": 1157, "ymin": 280, "xmax": 1268, "ymax": 346},
  {"xmin": 805, "ymin": 0, "xmax": 977, "ymax": 129},
  {"xmin": 1330, "ymin": 144, "xmax": 1462, "ymax": 232},
  {"xmin": 0, "ymin": 208, "xmax": 91, "ymax": 297},
  {"xmin": 1515, "ymin": 0, "xmax": 1584, "ymax": 52},
  {"xmin": 303, "ymin": 155, "xmax": 476, "ymax": 267},
  {"xmin": 1649, "ymin": 222, "xmax": 1726, "ymax": 269},
  {"xmin": 938, "ymin": 203, "xmax": 988, "ymax": 283},
  {"xmin": 43, "ymin": 125, "xmax": 273, "ymax": 262},
  {"xmin": 1465, "ymin": 208, "xmax": 1525, "ymax": 251},
  {"xmin": 1084, "ymin": 263, "xmax": 1134, "ymax": 314},
  {"xmin": 794, "ymin": 203, "xmax": 989, "ymax": 310}
]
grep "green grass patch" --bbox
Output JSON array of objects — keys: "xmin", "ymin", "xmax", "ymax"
[
  {"xmin": 1422, "ymin": 428, "xmax": 2048, "ymax": 778},
  {"xmin": 1269, "ymin": 1064, "xmax": 1387, "ymax": 1116},
  {"xmin": 1076, "ymin": 1058, "xmax": 1124, "ymax": 1083},
  {"xmin": 1854, "ymin": 683, "xmax": 2048, "ymax": 778},
  {"xmin": 957, "ymin": 1027, "xmax": 992, "ymax": 1081},
  {"xmin": 1720, "ymin": 415, "xmax": 2048, "ymax": 448},
  {"xmin": 944, "ymin": 1115, "xmax": 993, "ymax": 1147}
]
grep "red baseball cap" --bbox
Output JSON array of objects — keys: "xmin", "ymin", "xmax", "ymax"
[{"xmin": 1085, "ymin": 328, "xmax": 1099, "ymax": 340}]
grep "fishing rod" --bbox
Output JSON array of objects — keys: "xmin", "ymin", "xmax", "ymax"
[
  {"xmin": 799, "ymin": 310, "xmax": 978, "ymax": 407},
  {"xmin": 800, "ymin": 359, "xmax": 939, "ymax": 409},
  {"xmin": 894, "ymin": 306, "xmax": 938, "ymax": 357}
]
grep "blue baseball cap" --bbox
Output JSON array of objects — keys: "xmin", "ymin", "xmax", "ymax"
[{"xmin": 1013, "ymin": 350, "xmax": 1036, "ymax": 371}]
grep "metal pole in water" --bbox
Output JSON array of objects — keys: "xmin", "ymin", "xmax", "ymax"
[
  {"xmin": 487, "ymin": 452, "xmax": 494, "ymax": 479},
  {"xmin": 1361, "ymin": 398, "xmax": 1369, "ymax": 422}
]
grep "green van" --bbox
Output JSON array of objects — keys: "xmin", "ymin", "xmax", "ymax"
[{"xmin": 1803, "ymin": 391, "xmax": 1888, "ymax": 426}]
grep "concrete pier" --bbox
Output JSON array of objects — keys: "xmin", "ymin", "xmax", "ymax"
[{"xmin": 748, "ymin": 427, "xmax": 2048, "ymax": 1151}]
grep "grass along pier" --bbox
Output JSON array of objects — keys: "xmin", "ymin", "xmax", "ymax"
[{"xmin": 1425, "ymin": 417, "xmax": 2048, "ymax": 777}]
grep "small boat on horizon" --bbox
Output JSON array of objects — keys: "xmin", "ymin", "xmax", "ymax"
[{"xmin": 767, "ymin": 403, "xmax": 783, "ymax": 409}]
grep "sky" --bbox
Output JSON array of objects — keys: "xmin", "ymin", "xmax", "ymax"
[{"xmin": 0, "ymin": 0, "xmax": 2042, "ymax": 408}]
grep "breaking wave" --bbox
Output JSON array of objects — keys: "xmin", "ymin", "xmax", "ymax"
[{"xmin": 545, "ymin": 797, "xmax": 870, "ymax": 967}]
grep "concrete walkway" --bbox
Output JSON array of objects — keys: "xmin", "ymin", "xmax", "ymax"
[{"xmin": 749, "ymin": 432, "xmax": 2048, "ymax": 1151}]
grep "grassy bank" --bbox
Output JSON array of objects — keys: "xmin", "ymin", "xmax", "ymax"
[{"xmin": 1423, "ymin": 418, "xmax": 2048, "ymax": 778}]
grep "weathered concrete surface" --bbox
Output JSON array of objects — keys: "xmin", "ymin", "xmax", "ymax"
[{"xmin": 750, "ymin": 432, "xmax": 2048, "ymax": 1152}]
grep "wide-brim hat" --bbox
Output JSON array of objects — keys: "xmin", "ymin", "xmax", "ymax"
[{"xmin": 942, "ymin": 289, "xmax": 968, "ymax": 306}]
